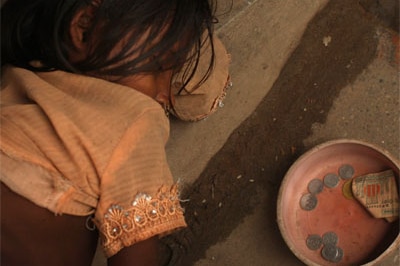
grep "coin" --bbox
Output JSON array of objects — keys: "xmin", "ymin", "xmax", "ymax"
[
  {"xmin": 321, "ymin": 244, "xmax": 339, "ymax": 262},
  {"xmin": 306, "ymin": 234, "xmax": 323, "ymax": 250},
  {"xmin": 323, "ymin": 173, "xmax": 340, "ymax": 188},
  {"xmin": 300, "ymin": 193, "xmax": 318, "ymax": 211},
  {"xmin": 342, "ymin": 180, "xmax": 354, "ymax": 199},
  {"xmin": 339, "ymin": 164, "xmax": 354, "ymax": 179},
  {"xmin": 308, "ymin": 179, "xmax": 324, "ymax": 195},
  {"xmin": 322, "ymin": 231, "xmax": 338, "ymax": 246},
  {"xmin": 331, "ymin": 246, "xmax": 344, "ymax": 263}
]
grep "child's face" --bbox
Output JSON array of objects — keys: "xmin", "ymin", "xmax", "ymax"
[
  {"xmin": 104, "ymin": 30, "xmax": 180, "ymax": 106},
  {"xmin": 115, "ymin": 71, "xmax": 172, "ymax": 106}
]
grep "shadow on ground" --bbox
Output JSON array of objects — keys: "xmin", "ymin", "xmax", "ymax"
[{"xmin": 161, "ymin": 0, "xmax": 391, "ymax": 265}]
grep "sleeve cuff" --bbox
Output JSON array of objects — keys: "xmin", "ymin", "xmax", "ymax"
[{"xmin": 94, "ymin": 184, "xmax": 187, "ymax": 258}]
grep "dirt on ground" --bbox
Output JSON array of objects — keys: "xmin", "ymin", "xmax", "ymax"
[{"xmin": 161, "ymin": 0, "xmax": 399, "ymax": 265}]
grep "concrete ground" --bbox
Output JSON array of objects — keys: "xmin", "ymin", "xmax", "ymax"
[{"xmin": 93, "ymin": 0, "xmax": 399, "ymax": 265}]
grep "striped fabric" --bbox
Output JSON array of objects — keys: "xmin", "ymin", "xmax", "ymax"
[{"xmin": 0, "ymin": 66, "xmax": 186, "ymax": 257}]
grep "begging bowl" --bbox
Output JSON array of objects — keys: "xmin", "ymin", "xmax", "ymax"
[{"xmin": 277, "ymin": 139, "xmax": 399, "ymax": 265}]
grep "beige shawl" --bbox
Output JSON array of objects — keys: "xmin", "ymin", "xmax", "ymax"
[{"xmin": 0, "ymin": 67, "xmax": 186, "ymax": 257}]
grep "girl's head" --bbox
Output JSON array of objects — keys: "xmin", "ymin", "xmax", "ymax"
[{"xmin": 1, "ymin": 0, "xmax": 216, "ymax": 88}]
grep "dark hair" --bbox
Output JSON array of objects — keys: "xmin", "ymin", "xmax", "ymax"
[{"xmin": 1, "ymin": 0, "xmax": 216, "ymax": 87}]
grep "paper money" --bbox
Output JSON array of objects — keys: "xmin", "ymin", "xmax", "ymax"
[{"xmin": 352, "ymin": 169, "xmax": 399, "ymax": 221}]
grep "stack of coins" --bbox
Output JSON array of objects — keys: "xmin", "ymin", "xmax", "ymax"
[
  {"xmin": 300, "ymin": 164, "xmax": 356, "ymax": 211},
  {"xmin": 300, "ymin": 179, "xmax": 323, "ymax": 211},
  {"xmin": 306, "ymin": 231, "xmax": 344, "ymax": 263},
  {"xmin": 300, "ymin": 165, "xmax": 355, "ymax": 262}
]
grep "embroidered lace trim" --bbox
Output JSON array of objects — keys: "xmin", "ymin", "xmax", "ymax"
[{"xmin": 98, "ymin": 184, "xmax": 185, "ymax": 257}]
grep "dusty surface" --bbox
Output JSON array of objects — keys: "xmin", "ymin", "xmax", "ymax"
[
  {"xmin": 92, "ymin": 0, "xmax": 399, "ymax": 265},
  {"xmin": 165, "ymin": 0, "xmax": 330, "ymax": 185}
]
